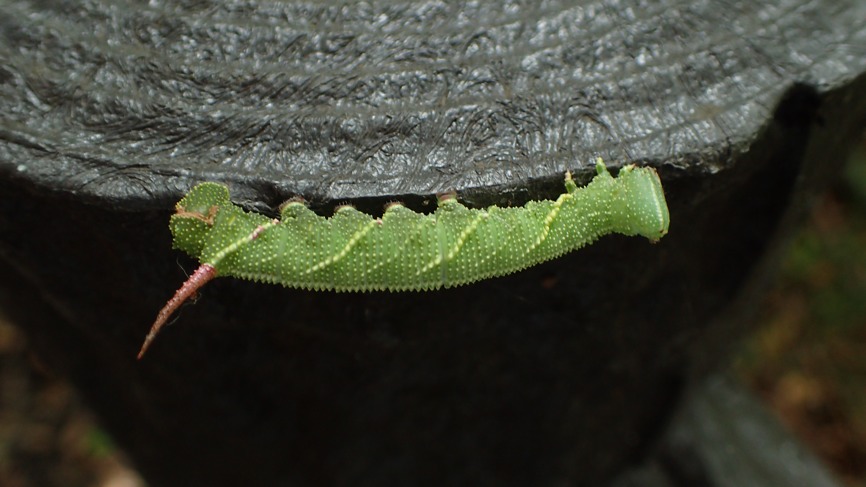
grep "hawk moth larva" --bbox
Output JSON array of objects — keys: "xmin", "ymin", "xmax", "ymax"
[{"xmin": 138, "ymin": 158, "xmax": 669, "ymax": 358}]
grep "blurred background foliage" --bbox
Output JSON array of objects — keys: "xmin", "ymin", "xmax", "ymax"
[{"xmin": 736, "ymin": 133, "xmax": 866, "ymax": 487}]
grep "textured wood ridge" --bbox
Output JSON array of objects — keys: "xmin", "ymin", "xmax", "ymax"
[{"xmin": 1, "ymin": 0, "xmax": 865, "ymax": 206}]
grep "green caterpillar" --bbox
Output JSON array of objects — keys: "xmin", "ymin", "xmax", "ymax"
[{"xmin": 138, "ymin": 158, "xmax": 669, "ymax": 358}]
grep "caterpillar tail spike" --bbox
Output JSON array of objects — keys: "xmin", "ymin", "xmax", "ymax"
[{"xmin": 137, "ymin": 264, "xmax": 217, "ymax": 359}]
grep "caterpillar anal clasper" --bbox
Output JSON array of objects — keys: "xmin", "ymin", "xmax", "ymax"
[{"xmin": 137, "ymin": 158, "xmax": 670, "ymax": 358}]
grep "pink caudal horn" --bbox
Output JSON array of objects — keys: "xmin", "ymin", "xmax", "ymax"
[{"xmin": 137, "ymin": 264, "xmax": 217, "ymax": 359}]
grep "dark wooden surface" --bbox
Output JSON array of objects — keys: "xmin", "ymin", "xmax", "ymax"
[{"xmin": 1, "ymin": 1, "xmax": 866, "ymax": 485}]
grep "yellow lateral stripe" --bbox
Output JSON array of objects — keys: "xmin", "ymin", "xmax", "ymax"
[
  {"xmin": 209, "ymin": 220, "xmax": 279, "ymax": 267},
  {"xmin": 523, "ymin": 193, "xmax": 571, "ymax": 256},
  {"xmin": 302, "ymin": 219, "xmax": 377, "ymax": 275},
  {"xmin": 416, "ymin": 210, "xmax": 487, "ymax": 276},
  {"xmin": 446, "ymin": 212, "xmax": 488, "ymax": 261}
]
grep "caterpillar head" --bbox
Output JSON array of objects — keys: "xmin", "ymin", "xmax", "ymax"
[{"xmin": 612, "ymin": 165, "xmax": 670, "ymax": 242}]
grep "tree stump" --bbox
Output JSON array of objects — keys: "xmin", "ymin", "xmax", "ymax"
[{"xmin": 1, "ymin": 1, "xmax": 865, "ymax": 485}]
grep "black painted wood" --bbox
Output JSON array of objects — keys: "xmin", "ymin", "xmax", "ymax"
[{"xmin": 1, "ymin": 1, "xmax": 865, "ymax": 485}]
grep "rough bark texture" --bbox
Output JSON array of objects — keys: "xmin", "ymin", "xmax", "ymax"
[{"xmin": 1, "ymin": 0, "xmax": 865, "ymax": 486}]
